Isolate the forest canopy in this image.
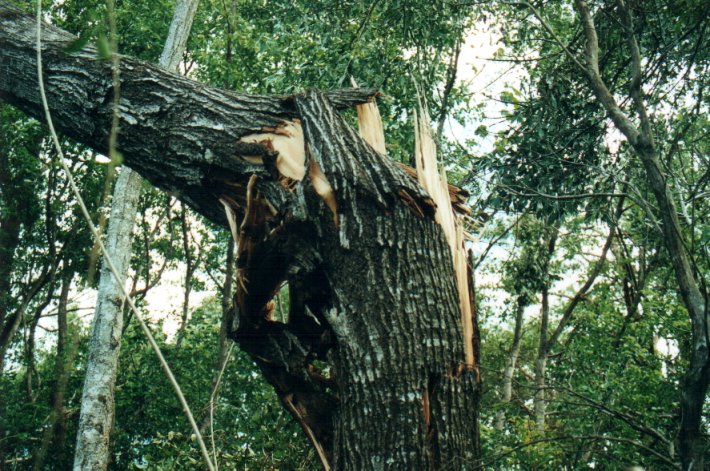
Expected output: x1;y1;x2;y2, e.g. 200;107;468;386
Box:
0;0;707;469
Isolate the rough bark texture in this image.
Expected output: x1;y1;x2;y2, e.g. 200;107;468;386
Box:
73;2;200;469
0;3;481;469
226;92;480;469
0;2;376;227
72;170;143;471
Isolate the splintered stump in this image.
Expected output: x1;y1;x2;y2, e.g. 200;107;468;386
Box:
222;92;479;469
0;3;480;468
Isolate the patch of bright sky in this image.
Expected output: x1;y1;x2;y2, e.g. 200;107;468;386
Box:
142;266;213;341
35;258;215;352
449;25;630;332
448;23;525;321
443;22;525;153
33;191;218;350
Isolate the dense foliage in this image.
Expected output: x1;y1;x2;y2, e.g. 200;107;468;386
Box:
0;0;707;468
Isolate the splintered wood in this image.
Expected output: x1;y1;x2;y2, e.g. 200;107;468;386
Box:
307;148;338;225
351;79;471;218
352;77;387;155
220;198;239;243
282;395;331;471
239;120;307;183
351;87;475;366
414;106;475;368
238;119;338;222
396;163;471;217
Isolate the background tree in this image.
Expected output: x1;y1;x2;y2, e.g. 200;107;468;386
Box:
477;0;708;467
73;1;200;468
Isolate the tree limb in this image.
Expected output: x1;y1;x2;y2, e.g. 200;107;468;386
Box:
0;0;377;226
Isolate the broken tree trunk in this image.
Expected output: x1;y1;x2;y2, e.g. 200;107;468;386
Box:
0;3;480;468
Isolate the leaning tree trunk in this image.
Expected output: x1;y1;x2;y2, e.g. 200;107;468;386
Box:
0;4;481;468
73;1;199;469
573;2;709;467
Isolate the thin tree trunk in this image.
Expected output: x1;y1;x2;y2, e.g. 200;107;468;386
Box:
72;170;142;470
638;146;708;470
72;2;200;469
0;214;21;342
24;281;57;403
199;239;234;434
533;285;550;431
33;275;79;470
436;37;462;143
0;103;44;371
533;213;617;433
176;205;195;348
0;266;54;376
495;297;525;430
573;2;709;466
533;231;557;431
218;241;234;369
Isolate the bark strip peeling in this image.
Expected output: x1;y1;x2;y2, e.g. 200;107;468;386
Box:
414;106;476;368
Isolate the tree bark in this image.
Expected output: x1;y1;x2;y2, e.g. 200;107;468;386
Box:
573;2;709;467
222;91;480;469
495;297;525;431
72;169;143;471
0;4;481;468
33;275;79;471
71;0;200;468
73;2;200;469
0;2;377;227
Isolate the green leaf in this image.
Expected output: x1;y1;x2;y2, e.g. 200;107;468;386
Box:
96;34;111;61
63;35;90;54
475;125;489;138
